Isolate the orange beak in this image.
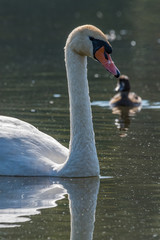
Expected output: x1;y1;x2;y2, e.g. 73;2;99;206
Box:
95;46;120;78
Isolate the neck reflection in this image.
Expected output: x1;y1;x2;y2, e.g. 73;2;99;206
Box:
0;177;99;240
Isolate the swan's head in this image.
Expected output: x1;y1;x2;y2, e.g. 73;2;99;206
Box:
65;25;120;78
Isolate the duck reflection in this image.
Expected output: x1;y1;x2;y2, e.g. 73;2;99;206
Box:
0;177;99;240
112;106;141;137
110;75;142;137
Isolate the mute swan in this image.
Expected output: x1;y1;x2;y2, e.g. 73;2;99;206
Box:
0;25;120;177
110;75;142;107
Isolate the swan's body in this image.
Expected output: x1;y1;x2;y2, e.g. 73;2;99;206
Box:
0;25;120;177
0;116;69;175
110;75;142;107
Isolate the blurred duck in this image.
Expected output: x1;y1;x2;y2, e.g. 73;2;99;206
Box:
110;75;142;107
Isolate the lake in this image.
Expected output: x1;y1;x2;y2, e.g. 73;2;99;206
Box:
0;0;160;239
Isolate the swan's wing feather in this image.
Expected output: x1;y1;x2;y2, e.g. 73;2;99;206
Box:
0;116;69;176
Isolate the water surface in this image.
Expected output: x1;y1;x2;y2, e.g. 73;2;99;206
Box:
0;0;160;239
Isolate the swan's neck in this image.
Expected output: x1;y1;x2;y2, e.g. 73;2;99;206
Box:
66;51;94;151
63;47;99;177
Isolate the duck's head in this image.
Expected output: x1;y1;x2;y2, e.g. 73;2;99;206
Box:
65;25;120;78
115;75;131;92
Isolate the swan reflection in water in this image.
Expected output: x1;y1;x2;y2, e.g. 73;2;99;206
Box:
0;177;99;240
111;106;142;137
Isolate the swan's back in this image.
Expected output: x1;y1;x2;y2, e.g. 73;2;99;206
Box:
0;116;68;176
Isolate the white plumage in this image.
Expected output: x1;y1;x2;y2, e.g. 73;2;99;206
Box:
0;25;120;177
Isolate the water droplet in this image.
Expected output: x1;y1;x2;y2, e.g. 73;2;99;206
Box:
31;80;36;84
131;40;136;46
31;109;36;113
157;38;160;44
96;11;103;19
153;234;158;238
120;29;127;35
53;94;61;98
94;73;100;78
106;30;116;42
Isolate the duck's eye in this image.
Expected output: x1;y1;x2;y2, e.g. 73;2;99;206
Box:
89;36;94;41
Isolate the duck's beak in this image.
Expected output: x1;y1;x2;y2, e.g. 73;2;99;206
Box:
95;46;120;78
114;84;120;92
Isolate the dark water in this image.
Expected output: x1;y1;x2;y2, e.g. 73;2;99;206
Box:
0;0;160;239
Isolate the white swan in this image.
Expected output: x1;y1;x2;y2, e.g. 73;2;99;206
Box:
0;25;120;177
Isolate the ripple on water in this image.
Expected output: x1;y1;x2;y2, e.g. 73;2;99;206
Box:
91;100;160;109
100;175;113;179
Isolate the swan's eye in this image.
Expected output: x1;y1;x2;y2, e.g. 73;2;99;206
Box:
104;51;108;60
90;37;112;57
89;36;94;41
104;42;112;54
